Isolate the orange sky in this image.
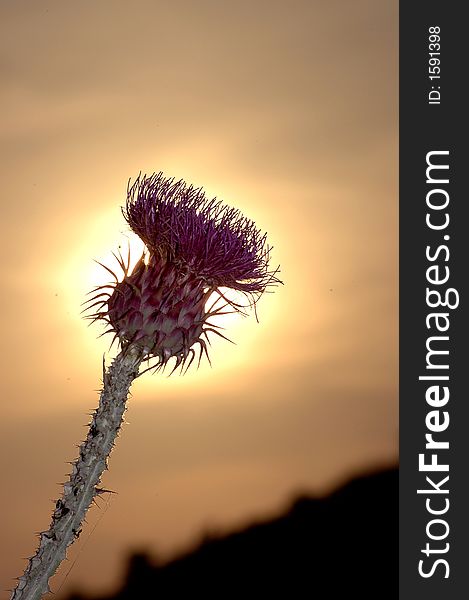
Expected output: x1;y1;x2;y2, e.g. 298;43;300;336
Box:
0;1;397;597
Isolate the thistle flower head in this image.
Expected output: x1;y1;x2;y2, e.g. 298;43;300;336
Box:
85;172;281;373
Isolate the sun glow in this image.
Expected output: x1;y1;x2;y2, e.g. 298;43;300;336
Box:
57;207;145;339
54;204;278;393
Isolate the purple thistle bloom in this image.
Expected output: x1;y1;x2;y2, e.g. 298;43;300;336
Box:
86;172;281;373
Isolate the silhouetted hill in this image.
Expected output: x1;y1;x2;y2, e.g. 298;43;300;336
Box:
65;466;398;599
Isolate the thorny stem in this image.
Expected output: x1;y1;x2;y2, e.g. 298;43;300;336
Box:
11;347;144;600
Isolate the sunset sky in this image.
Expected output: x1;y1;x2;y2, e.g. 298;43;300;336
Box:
0;1;397;597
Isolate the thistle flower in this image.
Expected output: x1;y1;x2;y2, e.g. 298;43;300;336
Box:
11;173;280;600
86;172;280;372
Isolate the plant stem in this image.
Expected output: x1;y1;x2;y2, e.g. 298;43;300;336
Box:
11;346;144;600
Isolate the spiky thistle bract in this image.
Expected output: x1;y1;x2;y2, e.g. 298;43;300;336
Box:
84;172;281;373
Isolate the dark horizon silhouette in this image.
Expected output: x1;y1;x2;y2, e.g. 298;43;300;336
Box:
63;465;398;599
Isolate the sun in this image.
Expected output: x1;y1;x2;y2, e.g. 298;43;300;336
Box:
57;205;271;388
58;206;145;334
